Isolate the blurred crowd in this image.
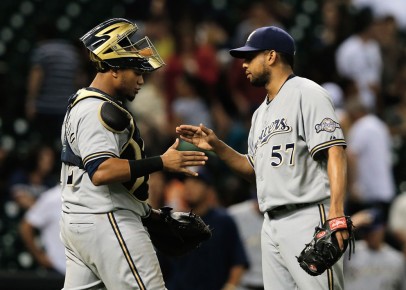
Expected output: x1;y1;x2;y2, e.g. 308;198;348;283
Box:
1;0;406;289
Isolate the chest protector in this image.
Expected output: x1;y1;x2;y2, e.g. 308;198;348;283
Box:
61;88;149;201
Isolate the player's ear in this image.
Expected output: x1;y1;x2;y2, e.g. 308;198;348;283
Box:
266;50;277;64
110;68;119;78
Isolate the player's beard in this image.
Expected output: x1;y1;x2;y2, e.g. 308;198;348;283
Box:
118;75;137;102
116;88;135;102
122;86;136;102
250;69;270;87
126;94;135;102
115;93;133;103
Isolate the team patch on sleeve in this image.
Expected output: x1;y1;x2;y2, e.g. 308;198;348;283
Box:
315;118;341;133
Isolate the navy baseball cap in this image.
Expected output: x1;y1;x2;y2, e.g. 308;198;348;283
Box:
230;26;295;58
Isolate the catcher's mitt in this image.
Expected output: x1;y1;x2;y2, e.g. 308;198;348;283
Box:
297;216;355;276
142;206;212;256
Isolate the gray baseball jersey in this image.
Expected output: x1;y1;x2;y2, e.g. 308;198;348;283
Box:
59;88;166;289
246;76;346;213
60;87;150;216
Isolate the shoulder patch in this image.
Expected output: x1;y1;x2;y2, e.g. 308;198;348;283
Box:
99;102;132;133
315;118;340;133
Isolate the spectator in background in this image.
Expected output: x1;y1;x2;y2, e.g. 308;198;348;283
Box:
19;184;65;275
384;63;406;187
309;0;352;84
321;82;351;135
344;208;406;290
228;191;264;290
164;167;249;290
319;0;352;50
210;101;250;168
335;7;382;112
228;1;279;119
163;20;220;119
373;15;406;107
345;98;396;222
351;0;406;31
143;16;175;63
25;20;85;148
232;1;283;48
171;72;213;128
127;69;170;156
8;144;57;211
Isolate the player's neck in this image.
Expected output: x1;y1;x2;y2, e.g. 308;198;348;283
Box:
266;70;294;102
89;73;115;97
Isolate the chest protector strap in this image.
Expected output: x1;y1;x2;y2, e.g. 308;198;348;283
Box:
61;88;132;168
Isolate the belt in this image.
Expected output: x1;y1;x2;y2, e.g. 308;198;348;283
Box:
267;201;322;219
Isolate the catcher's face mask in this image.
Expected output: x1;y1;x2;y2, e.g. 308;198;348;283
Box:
81;18;165;73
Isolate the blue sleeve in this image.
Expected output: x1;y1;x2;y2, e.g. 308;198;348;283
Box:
85;157;109;180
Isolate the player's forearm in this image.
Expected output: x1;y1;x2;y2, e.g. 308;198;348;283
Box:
92;158;131;185
327;146;347;218
92;157;163;185
213;140;255;182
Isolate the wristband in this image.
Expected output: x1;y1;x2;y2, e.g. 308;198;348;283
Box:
128;156;163;179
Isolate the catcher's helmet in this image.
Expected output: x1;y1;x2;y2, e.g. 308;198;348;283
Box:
80;18;164;73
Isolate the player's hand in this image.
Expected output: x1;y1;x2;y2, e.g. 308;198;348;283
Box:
334;230;349;251
176;123;219;151
328;211;350;251
161;138;208;176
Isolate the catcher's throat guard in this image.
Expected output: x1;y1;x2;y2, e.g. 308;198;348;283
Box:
297;216;355;276
142;206;212;256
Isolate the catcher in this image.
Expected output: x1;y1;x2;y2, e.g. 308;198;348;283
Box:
59;18;210;290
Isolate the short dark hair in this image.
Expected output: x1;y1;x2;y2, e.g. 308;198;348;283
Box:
278;52;294;69
353;7;373;34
